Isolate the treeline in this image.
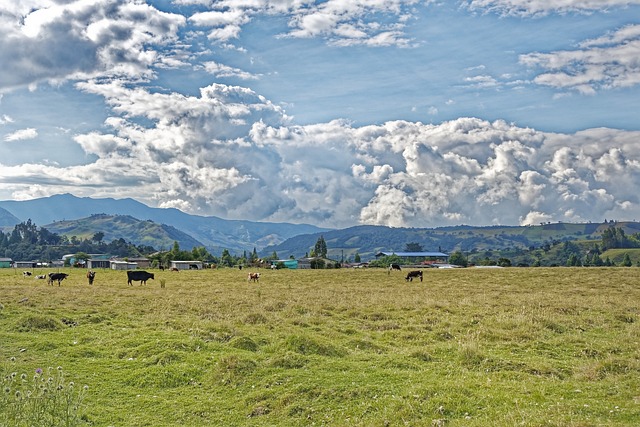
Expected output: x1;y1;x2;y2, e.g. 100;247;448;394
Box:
601;227;640;249
0;220;262;267
0;219;157;261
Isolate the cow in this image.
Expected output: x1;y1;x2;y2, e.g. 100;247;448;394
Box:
23;271;32;277
48;272;68;286
405;270;423;282
247;272;260;282
388;263;402;274
35;275;46;280
126;270;154;286
87;270;96;285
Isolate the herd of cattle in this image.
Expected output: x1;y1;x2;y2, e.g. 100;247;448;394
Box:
19;264;425;286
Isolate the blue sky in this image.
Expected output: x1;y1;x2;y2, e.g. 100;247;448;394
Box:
1;0;640;228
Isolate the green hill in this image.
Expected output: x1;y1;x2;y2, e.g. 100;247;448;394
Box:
263;221;640;263
44;214;204;251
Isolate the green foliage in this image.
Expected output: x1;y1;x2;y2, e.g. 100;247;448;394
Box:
313;236;327;258
449;251;468;267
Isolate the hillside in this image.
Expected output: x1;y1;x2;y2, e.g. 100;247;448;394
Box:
44;214;204;251
0;206;20;227
0;194;328;254
263;221;640;261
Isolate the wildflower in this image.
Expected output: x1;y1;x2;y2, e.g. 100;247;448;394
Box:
35;368;43;375
21;373;27;380
3;386;10;393
10;357;16;362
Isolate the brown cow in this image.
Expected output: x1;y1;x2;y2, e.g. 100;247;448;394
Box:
247;272;260;282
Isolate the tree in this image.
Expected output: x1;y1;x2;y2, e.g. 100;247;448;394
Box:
449;251;468;267
622;253;632;267
92;232;105;243
74;252;90;267
314;235;327;258
404;242;423;252
354;252;361;263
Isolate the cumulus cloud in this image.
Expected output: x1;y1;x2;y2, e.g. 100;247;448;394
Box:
520;24;640;93
464;0;640;16
0;0;185;91
4;128;38;141
186;0;423;47
4;102;640;228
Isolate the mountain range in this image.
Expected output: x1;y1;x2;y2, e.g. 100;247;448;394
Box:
1;194;637;260
0;194;327;255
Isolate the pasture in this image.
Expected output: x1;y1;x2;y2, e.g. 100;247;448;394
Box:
1;267;638;426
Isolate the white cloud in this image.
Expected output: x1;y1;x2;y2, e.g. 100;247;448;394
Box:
0;0;185;92
200;61;260;80
2;112;640;228
464;0;640;16
520;24;640;92
4;128;38;141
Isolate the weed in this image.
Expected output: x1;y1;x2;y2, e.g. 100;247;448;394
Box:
0;361;88;427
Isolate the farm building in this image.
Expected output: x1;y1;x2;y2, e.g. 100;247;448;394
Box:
0;258;12;268
170;260;203;270
87;254;112;269
271;259;299;269
375;251;449;264
87;259;111;269
111;261;138;270
129;257;151;268
13;261;37;269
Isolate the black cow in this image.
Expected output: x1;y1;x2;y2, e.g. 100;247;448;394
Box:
48;272;68;286
87;270;96;285
405;270;423;282
388;263;402;273
127;270;154;286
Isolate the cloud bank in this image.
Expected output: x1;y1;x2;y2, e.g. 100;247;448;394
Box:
2;80;639;228
1;1;640;229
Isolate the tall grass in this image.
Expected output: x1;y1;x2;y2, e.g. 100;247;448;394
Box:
0;267;638;426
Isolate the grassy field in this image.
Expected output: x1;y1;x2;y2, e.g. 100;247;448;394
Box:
1;267;638;426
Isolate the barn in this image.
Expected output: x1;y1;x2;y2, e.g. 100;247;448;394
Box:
0;258;12;268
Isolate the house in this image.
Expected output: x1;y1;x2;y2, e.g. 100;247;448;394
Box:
375;251;449;264
0;258;12;268
170;260;203;270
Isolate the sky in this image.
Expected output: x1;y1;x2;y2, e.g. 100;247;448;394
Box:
1;0;639;229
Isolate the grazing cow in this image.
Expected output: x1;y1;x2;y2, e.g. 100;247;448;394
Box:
23;271;32;277
35;275;46;280
388;263;402;274
170;267;179;272
126;270;154;286
247;272;260;282
87;270;96;285
405;270;423;282
48;272;68;286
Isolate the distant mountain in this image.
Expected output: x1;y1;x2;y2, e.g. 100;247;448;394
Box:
0;206;20;228
263;221;638;261
0;194;329;254
44;214;204;251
